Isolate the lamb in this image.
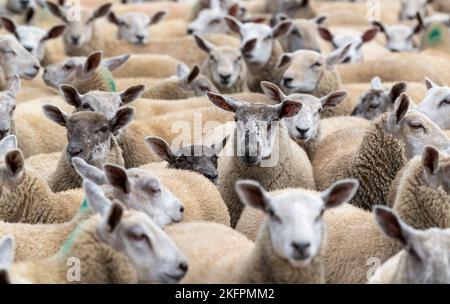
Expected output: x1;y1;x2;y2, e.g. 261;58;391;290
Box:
107;10;167;45
369;206;450;284
1;180;189;284
144;135;229;184
43;51;131;93
260;81;368;158
166;178;358;283
313;94;450;210
351;77;408;120
224;15;292;92
141;62;219;100
416;78;450;130
0;16;65;66
206;91;315;227
277;44;353;116
194;35;249;94
321;146;450;283
40;105;133;192
0;35;40;91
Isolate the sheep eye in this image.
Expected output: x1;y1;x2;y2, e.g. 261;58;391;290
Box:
408;122;425;130
82;103;91;110
267;208;281;222
312;61;322;68
1;49;15;56
63;64;74;70
292;29;301;37
10;105;16;113
263;35;272;41
129;232;152;249
210;55;217;62
356;42;363;49
440;99;450;106
209;18;221;25
99;126;108;133
148;186;161;195
234;116;238;121
369;103;379;109
316;209;325;222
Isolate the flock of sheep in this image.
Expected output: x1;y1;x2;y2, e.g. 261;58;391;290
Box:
0;0;448;284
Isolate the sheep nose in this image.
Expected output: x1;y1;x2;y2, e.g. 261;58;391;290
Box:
291;241;311;260
187;28;194;35
390;48;400;53
68;145;83;157
71;35;80;44
25;46;33;53
135;34;145;42
296;127;310;138
33;64;40;72
205;172;218;181
179;206;185;213
178;262;188;273
219;74;231;83
283;77;293;87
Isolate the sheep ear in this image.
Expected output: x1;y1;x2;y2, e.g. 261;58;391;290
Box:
90;3;112;22
42;104;69;127
84;51;103;74
149;10;167;25
326;43;352;66
83;179;112;215
104;54;130;71
144;136;175;163
372;21;386;34
6;75;20;98
391;93;410;125
110;107;135;132
422;146;440;176
24;7;35;24
301;0;309;7
59;84;82;108
413;12;424;35
104;164;130;194
119;85;145;105
0;136;17;159
46;1;67;22
241;38;257;55
389;82;407;103
235;180;270;211
4;150;24;178
72;157;106;185
321;91;348;109
44;24;66;41
176;62;190;79
0;236;15;276
224;15;242;35
106;203;123;232
321;178;359;209
206;92;243;113
107;11;122;26
318;26;333;42
194;35;214;53
272;20;293;39
424;77;439;90
186;65;200;84
261;81;286;103
276;53;293;69
361;28;378;43
211;135;230;155
374;206;414;246
0;17;17;35
370;76;383;90
275;100;302;119
227;3;240;17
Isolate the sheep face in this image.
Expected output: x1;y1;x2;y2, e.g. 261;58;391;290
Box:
176;63;220;96
374;206;450;283
84;180;188;284
236;179;358;266
42;106;134;166
145;136;229;184
0;17;65;62
108;11;167;45
352;77;407;120
207;92;302;166
399;0;431;21
278;46;350;94
6;0;37;14
318;27;378;63
225;16;292;65
416;80;450;130
280;15;326;53
261;81;347;143
0;36;40;80
188;8;228;35
373;22;421;52
0;77;19;140
73;158;184;227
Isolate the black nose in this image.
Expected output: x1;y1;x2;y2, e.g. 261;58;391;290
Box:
351;107;359;116
135;34;145;41
283;77;293;87
187;28;194;35
179;206;185;213
291;241;311;259
178;262;188;273
68;146;82;157
296;127;309;138
71;35;80;44
25;46;33;53
390;48;400;53
32;64;40;72
220;74;231;83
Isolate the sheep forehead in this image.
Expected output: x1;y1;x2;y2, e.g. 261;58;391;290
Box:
426;86;450;102
241;23;272;38
235;104;277;121
122;12;149;22
195;8;222;23
387;25;414;38
68;111;108;128
333;33;362;46
291;50;321;66
175;144;215;156
270;191;323;218
403;110;435;126
289;94;321;110
83;92;122;117
16;26;47;40
210;46;241;60
126;168;160;184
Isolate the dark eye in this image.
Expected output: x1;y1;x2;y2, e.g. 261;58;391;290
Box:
408;122;425;131
312;61;322;68
99;126;108;133
148;186;161;195
129;232;153;249
440;98;450;106
316;209;325;222
210;55;217;62
267;208;281;222
369;103;379;109
82;103;92;110
264;35;272;41
234;116;238;121
10;105;16;113
356;42;363;49
209;18;221;25
63;63;73;70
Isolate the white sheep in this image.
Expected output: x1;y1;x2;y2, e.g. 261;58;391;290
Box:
372;16;423;52
416;77;450;130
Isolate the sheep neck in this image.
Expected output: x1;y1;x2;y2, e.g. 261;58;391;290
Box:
241;220;324;283
394;157;450;230
342;115;406;210
74;65;117;94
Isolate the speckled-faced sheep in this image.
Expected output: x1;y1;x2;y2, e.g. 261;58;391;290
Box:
323;146;450;283
194;35;248;94
1;180;189;284
369;206;450;284
206;91;315;227
0;16;65;65
351;77;407;120
277;45;352;116
224;15;292;92
167;178;357;283
313;94;450;210
41;105;134;192
416;78;450;130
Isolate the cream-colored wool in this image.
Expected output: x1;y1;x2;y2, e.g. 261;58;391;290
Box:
313;114;406;210
66;33;239;67
115;77;160;93
67;65;117;94
218;124;315;227
141;78;197;100
111;54;178;79
8;216;139;284
246;41;284;93
323;154;450;284
49;138;124;193
167;221;324;283
140;163;230;226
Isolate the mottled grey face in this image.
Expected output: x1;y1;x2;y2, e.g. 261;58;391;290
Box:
352;77;407;120
0;77;19;140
